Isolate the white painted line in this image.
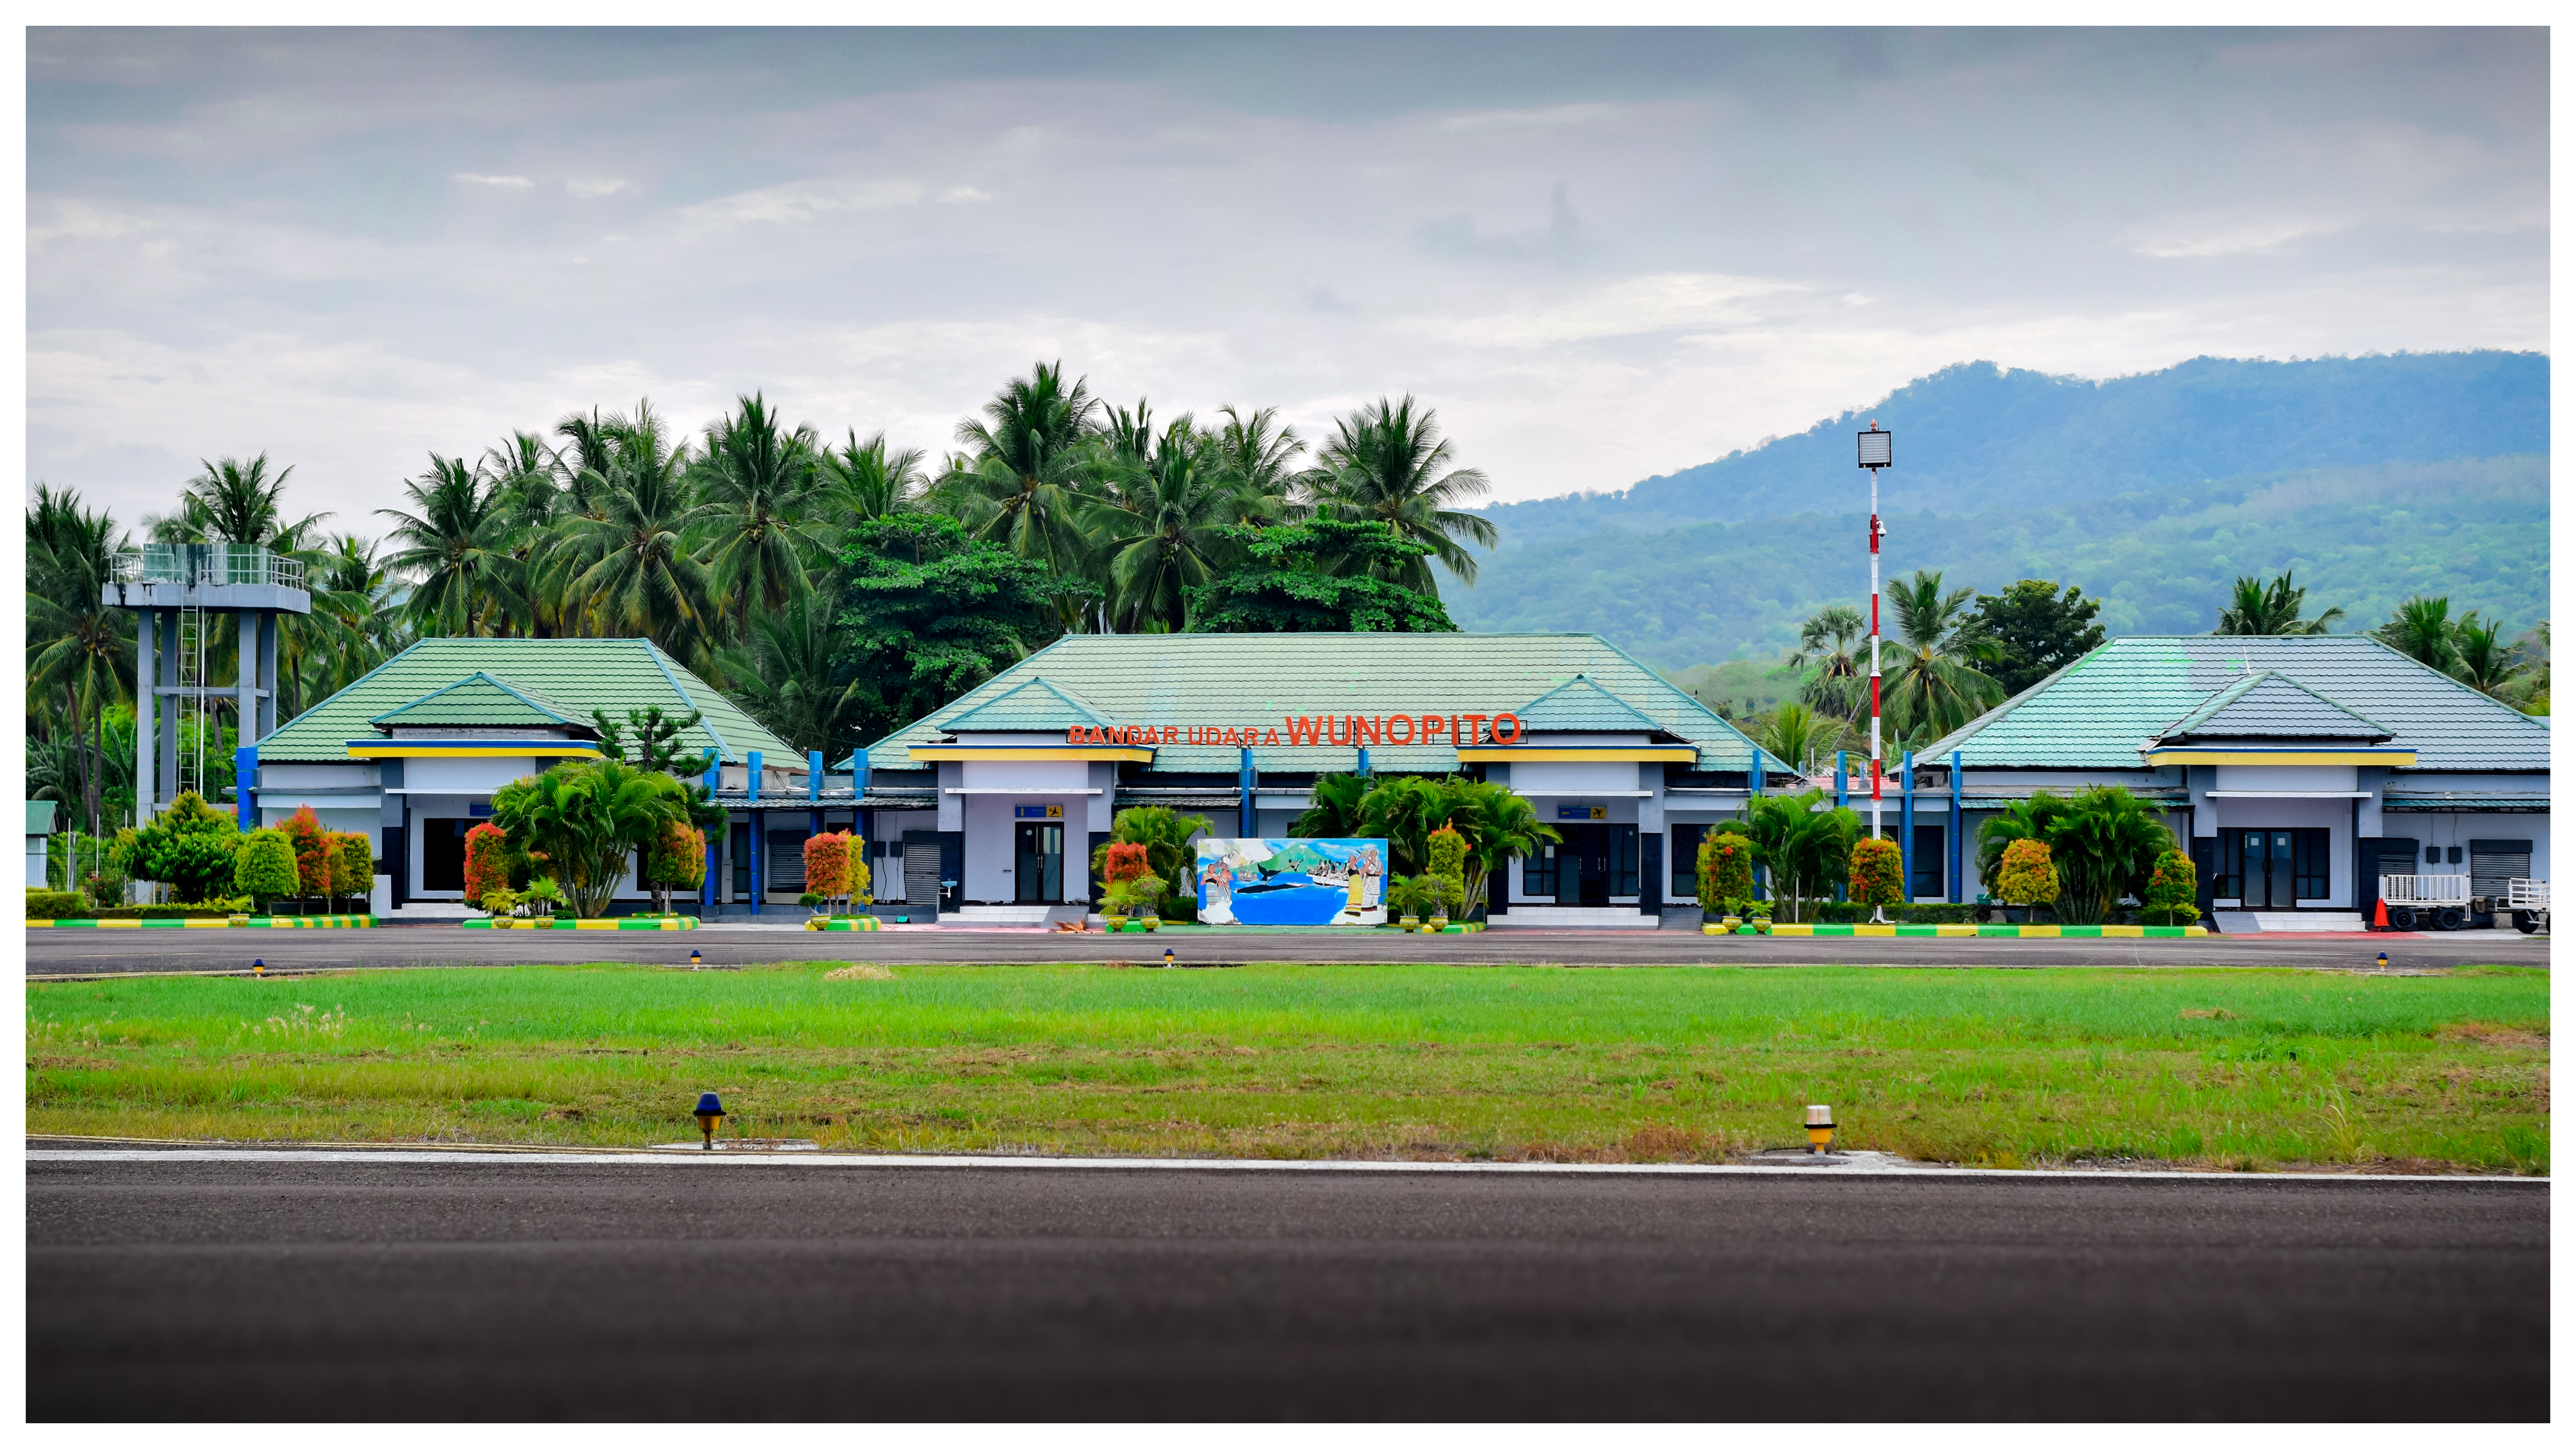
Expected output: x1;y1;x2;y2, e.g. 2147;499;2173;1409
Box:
24;1148;2546;1183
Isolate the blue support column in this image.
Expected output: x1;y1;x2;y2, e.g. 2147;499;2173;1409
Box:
1239;747;1256;837
1899;750;1916;903
234;744;257;830
1750;753;1767;900
1833;751;1848;901
701;762;720;916
808;750;823;838
747;750;762;915
1356;747;1371;778
1949;749;1964;904
854;748;872;878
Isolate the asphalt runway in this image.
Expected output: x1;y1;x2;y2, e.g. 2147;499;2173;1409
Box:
23;925;2548;975
27;1152;2546;1420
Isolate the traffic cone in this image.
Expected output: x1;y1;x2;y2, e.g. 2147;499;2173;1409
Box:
2372;899;2389;931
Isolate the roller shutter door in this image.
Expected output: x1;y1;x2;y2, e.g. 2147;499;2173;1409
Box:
2469;839;2532;898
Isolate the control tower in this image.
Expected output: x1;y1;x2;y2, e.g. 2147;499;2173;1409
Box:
103;544;311;826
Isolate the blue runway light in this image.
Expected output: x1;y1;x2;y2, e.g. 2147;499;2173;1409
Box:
694;1091;725;1149
252;958;265;977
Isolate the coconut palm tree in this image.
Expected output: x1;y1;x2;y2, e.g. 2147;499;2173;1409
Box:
377;454;529;637
938;361;1103;587
817;430;927;526
693;393;824;644
1305;395;1497;591
1881;569;2003;742
717;594;864;760
1082;420;1255;633
2043;787;2173;925
1290;773;1371;839
2216;571;2345;636
1759;701;1841;776
1210;405;1306;525
175;454;326;547
26;486;134;838
1789;604;1868;718
2373;595;2460;672
559;437;720;667
2448;613;2531;700
1734;790;1859;922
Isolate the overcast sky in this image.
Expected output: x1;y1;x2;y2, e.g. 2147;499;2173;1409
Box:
26;26;2548;532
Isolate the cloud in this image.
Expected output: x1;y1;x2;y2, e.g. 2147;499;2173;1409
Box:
675;176;923;230
450;172;534;189
566;177;628;199
1421;273;1807;349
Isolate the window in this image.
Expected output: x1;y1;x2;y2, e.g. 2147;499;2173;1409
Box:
2209;831;2244;901
1669;824;1705;899
730;824;752;896
1612;826;1640;897
1911;824;1945;900
2292;828;2331;900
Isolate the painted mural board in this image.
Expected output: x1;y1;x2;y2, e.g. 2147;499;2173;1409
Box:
1195;838;1387;926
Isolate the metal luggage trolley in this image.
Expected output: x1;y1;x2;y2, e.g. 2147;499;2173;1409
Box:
2377;874;2472;932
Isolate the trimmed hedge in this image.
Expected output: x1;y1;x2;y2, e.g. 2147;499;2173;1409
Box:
27;889;89;919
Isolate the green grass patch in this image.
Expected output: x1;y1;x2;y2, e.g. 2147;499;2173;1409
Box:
26;962;2549;1173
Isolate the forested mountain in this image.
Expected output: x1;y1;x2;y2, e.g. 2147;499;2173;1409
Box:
1481;352;2549;549
1449;454;2548;669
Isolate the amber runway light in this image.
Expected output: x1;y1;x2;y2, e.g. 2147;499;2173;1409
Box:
1805;1104;1835;1154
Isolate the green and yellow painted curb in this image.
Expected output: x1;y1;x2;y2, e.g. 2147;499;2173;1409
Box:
1750;923;2208;938
462;916;699;930
28;914;375;929
805;915;884;931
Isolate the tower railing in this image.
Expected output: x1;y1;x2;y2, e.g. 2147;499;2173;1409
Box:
112;544;307;592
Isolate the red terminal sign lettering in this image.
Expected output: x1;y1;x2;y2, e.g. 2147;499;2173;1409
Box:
1068;713;1525;748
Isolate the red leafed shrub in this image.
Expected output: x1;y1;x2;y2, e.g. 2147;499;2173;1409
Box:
1103;841;1152;884
803;832;851;900
282;805;333;899
1847;835;1904;907
462;822;512;909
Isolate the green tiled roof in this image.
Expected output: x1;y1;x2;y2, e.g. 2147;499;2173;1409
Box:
2156;670;2389;742
854;633;1788;775
938;677;1112;733
368;671;583;730
1514;674;1667;734
1925;636;2549;771
257;638;792;765
27;801;58;835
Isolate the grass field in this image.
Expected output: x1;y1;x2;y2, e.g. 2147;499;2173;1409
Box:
25;962;2550;1173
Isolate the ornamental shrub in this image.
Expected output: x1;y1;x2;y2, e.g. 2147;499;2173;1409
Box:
803;832;852;902
1103;841;1152;885
644;822;706;914
330;831;376;909
523;876;567;916
2142;848;2200;926
1847;836;1905;908
27;889;89;920
1424;826;1469;918
1698;831;1755;913
127;792;243;903
281;806;334;900
461;822;512;909
233;827;300;905
847;841;872;906
1994;838;2060;908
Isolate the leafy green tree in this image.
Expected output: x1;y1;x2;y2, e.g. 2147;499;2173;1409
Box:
130;793;244;903
718;595;865;761
1422;778;1555;914
1975;791;2074;884
1354;775;1448;878
1882;568;2003;742
1965;579;2106;697
1187;519;1456;634
2216;570;2345;635
834;513;1065;741
232;827;298;906
490;759;689;918
1306;395;1498;590
1086;806;1213;914
589;705;717;778
2044;787;2172;925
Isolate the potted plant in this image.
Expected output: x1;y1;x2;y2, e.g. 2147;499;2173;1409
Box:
524;876;564;919
1748;898;1774;935
1101;878;1151;931
1386;874;1427;931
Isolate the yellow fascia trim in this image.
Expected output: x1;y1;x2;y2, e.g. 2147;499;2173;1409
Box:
2141;749;2415;766
1455;747;1700;762
907;746;1154;762
346;744;605;759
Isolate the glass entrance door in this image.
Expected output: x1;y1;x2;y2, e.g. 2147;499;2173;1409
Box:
1014;823;1063;904
2235;829;2329;908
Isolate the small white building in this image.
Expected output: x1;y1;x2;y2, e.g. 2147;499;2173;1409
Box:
28;801;57;887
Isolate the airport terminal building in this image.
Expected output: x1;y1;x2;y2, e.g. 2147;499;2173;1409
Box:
240;629;2546;928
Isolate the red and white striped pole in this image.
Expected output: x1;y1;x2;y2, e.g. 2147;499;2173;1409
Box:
1858;423;1893;846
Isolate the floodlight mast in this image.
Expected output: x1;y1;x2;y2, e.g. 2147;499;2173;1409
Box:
1857;424;1893;850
